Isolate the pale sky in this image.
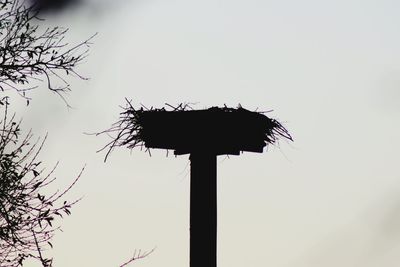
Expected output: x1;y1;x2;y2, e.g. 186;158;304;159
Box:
10;0;400;266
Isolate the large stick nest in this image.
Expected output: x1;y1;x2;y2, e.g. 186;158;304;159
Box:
99;100;292;160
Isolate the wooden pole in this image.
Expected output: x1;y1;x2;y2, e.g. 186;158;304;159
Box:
190;152;217;267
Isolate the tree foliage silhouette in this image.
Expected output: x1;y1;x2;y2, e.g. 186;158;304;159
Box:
0;102;83;266
1;1;151;266
0;0;92;266
0;0;95;103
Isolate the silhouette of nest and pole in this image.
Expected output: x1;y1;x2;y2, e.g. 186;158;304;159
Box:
99;99;293;267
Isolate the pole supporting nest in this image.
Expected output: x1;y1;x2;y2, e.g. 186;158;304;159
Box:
190;152;217;267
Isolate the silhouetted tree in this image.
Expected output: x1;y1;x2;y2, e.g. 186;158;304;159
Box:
0;0;95;103
0;101;83;267
1;2;150;266
0;0;92;266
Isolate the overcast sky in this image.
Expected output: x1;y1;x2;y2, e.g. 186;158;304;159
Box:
11;0;400;266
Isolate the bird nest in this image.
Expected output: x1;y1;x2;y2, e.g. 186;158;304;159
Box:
99;100;292;160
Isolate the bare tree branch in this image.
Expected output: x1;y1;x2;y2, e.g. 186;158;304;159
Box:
0;103;84;267
120;248;155;267
0;0;96;102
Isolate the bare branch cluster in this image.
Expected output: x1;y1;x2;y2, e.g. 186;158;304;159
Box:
0;102;83;267
0;0;95;102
